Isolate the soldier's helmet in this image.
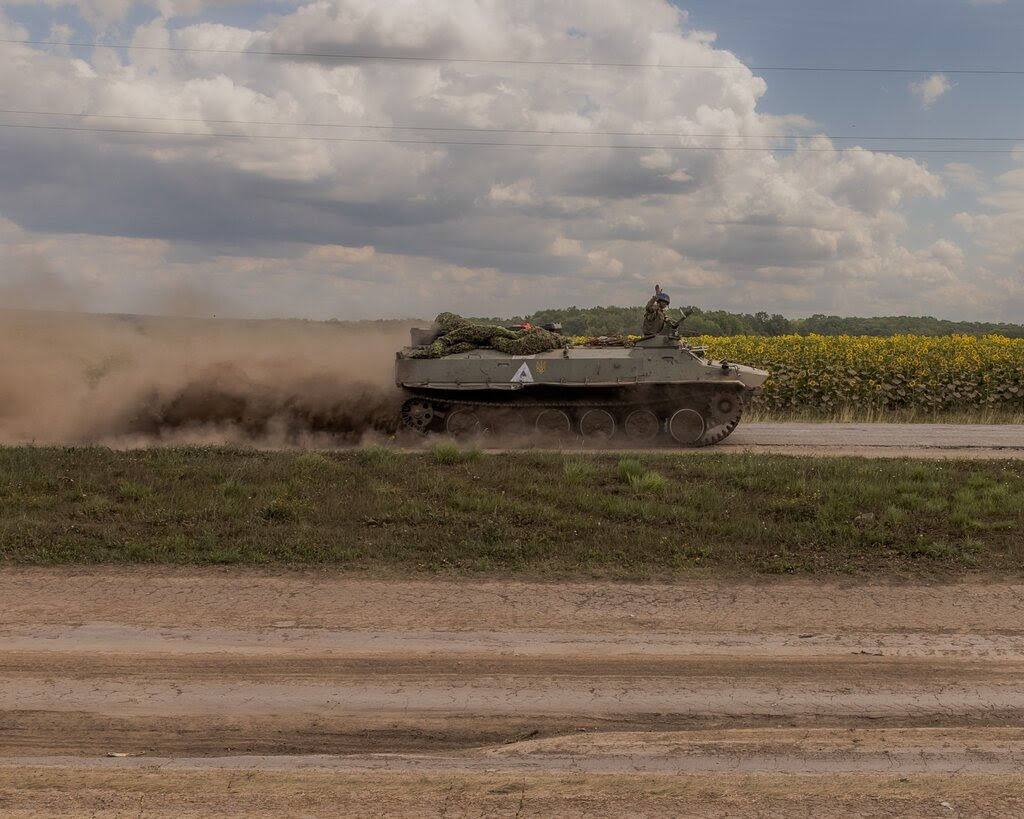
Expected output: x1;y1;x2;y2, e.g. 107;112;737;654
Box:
656;293;670;304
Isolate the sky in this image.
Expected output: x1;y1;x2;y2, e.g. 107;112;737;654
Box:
0;0;1023;321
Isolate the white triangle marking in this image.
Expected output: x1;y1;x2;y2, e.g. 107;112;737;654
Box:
510;362;535;383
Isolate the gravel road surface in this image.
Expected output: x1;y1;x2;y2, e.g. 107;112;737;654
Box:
720;422;1024;457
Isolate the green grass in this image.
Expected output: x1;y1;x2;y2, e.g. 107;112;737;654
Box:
1;446;1022;577
429;442;482;465
617;458;644;484
562;459;596;485
627;471;668;494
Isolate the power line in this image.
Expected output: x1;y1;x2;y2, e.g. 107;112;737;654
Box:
2;109;1023;142
0;121;1021;153
3;38;1024;75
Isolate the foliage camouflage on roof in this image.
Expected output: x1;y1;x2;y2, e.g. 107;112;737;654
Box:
405;312;566;358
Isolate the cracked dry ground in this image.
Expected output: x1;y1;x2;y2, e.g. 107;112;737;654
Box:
1;570;1023;817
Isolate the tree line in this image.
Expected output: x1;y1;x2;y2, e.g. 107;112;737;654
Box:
477;306;1024;339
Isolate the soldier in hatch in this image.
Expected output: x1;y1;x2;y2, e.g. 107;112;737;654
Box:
643;284;672;335
643;285;695;336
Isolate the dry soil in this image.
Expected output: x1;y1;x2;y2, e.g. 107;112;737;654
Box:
1;569;1022;816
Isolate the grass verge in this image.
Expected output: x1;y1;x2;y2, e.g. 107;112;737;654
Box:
1;446;1022;577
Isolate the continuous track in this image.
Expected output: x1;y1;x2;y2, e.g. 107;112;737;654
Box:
399;384;748;447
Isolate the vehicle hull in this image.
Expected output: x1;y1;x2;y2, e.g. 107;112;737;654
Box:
395;335;769;447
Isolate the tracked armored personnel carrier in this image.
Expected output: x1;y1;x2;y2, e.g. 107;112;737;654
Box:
395;324;768;446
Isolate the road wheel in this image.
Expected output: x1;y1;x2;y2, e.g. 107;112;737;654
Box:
623;409;660;442
579;409;616;441
535;409;572;440
668;408;705;445
445;408;481;438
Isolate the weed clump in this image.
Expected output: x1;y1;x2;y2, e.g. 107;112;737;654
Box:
262;498;301;522
522;452;559;469
220;477;247;498
616;457;666;493
563;459;596;485
627;471;668;493
116;480;150;502
430;442;483;465
357;445;397;467
294;451;331;471
617;458;644;484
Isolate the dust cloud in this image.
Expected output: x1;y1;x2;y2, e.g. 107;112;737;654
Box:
0;309;414;446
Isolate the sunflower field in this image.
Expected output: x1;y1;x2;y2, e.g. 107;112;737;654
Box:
694;334;1024;413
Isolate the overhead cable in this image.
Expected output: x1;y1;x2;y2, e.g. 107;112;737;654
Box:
3;38;1024;75
2;109;1023;142
0;121;1021;153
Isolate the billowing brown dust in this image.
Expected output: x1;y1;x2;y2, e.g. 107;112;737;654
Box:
0;309;413;446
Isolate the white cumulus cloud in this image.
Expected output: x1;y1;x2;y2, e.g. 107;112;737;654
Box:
909;73;952;110
2;0;251;26
1;0;1000;320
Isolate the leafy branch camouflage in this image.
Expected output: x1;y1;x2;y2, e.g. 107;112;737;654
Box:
407;313;566;358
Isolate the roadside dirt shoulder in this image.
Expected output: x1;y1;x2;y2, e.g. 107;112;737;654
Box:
2;569;1022;816
4;566;1024;632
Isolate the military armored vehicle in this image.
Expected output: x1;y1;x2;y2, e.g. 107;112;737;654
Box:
395;318;769;446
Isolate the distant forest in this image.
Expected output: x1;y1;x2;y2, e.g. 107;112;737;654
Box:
463;306;1024;339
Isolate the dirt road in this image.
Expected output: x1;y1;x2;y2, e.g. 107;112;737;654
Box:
721;422;1024;458
1;569;1023;816
480;422;1024;458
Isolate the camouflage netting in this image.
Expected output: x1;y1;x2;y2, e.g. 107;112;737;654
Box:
406;312;566;358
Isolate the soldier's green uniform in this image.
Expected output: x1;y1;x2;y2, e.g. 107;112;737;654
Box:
642;295;669;336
